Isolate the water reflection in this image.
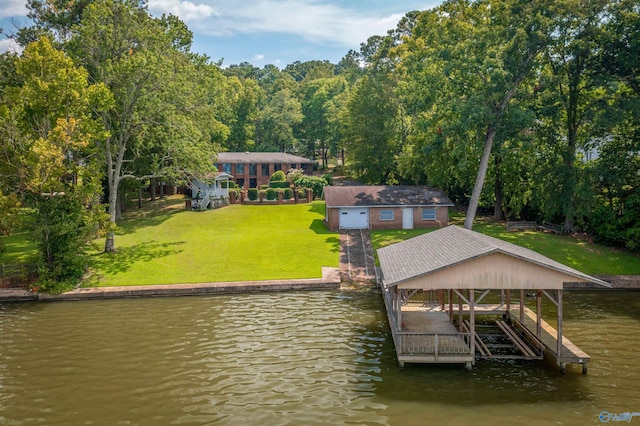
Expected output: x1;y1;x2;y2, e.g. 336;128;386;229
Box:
0;290;639;425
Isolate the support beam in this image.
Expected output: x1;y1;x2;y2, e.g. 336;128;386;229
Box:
449;289;453;323
506;289;511;314
557;289;563;368
470;288;476;365
520;289;524;323
536;290;542;339
458;293;463;332
396;288;402;332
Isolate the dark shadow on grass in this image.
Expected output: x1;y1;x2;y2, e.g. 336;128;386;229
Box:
309;219;332;234
307;202;326;215
115;208;185;237
308;219;340;253
89;240;185;276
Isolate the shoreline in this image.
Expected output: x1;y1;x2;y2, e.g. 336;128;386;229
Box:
2;273;640;303
0;267;343;302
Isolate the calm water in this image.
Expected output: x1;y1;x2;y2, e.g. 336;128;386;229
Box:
0;290;639;425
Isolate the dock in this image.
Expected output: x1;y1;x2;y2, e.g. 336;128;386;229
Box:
510;306;590;373
382;291;475;369
381;288;590;372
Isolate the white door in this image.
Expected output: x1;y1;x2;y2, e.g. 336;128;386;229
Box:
339;208;369;229
402;208;414;230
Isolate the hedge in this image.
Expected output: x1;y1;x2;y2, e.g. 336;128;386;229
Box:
265;188;277;201
247;188;259;201
283;188;293;200
269;170;286;182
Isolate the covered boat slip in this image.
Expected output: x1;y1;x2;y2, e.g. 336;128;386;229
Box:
376;226;610;372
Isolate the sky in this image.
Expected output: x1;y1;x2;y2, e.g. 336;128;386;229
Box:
0;0;442;68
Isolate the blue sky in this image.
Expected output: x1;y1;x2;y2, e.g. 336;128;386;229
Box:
0;0;442;67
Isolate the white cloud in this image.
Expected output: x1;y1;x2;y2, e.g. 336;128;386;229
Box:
189;0;417;47
148;0;218;21
0;37;22;54
0;0;27;19
253;54;265;61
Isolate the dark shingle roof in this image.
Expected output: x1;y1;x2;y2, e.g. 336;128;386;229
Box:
377;225;610;288
216;152;313;164
324;185;453;208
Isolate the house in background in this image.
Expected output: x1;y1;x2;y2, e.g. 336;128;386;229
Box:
324;185;454;231
214;152;314;189
190;172;233;210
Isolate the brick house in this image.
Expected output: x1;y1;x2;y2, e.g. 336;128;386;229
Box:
324;185;454;231
214;152;314;189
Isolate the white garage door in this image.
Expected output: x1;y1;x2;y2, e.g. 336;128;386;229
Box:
339;208;369;229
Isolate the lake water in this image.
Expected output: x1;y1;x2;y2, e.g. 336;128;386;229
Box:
1;290;639;425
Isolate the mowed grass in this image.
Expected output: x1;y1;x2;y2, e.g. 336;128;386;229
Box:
85;197;339;286
371;215;640;276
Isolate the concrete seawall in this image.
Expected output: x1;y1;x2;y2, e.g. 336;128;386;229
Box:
0;268;341;302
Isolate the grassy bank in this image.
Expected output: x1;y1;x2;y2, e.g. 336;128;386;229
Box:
84;197;339;286
371;219;640;276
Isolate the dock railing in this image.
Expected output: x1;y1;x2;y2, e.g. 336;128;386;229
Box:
398;332;472;357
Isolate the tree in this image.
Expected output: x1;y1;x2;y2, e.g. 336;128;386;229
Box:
397;0;554;228
540;0;609;230
255;88;302;152
0;37;111;289
299;77;347;166
68;0;226;252
341;74;400;184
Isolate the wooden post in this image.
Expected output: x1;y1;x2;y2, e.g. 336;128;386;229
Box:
557;289;563;369
536;290;542;339
520;289;524;323
470;289;476;364
396;288;402;332
500;289;504;305
458;292;463;332
505;289;511;315
449;289;453;323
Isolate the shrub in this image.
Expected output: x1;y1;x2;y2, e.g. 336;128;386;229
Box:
295;176;328;199
270;170;286;182
260;184;269;190
266;188;277;201
297;188;307;200
221;181;235;189
269;181;290;189
322;173;333;186
247;188;259;201
287;168;305;184
283;188;293;200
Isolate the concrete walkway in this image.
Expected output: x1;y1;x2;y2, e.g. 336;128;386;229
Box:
339;230;376;283
0;267;341;302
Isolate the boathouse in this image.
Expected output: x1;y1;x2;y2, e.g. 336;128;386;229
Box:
376;225;610;372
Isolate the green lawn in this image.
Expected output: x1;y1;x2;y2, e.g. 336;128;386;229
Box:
371;217;640;276
84;198;339;286
4;199;640;287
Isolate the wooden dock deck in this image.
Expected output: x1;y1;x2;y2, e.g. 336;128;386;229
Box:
382;294;474;368
509;306;590;373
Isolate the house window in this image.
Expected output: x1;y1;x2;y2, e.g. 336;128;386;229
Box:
249;178;257;188
262;164;270;176
249;163;257;176
274;163;282;171
237;178;245;188
380;210;394;221
222;163;232;174
236;163;245;174
422;208;437;220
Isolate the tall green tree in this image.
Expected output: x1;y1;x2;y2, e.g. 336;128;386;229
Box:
0;37;111;289
68;0;226;252
398;0;554;228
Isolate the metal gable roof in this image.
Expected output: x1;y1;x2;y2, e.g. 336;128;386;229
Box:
377;225;610;288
